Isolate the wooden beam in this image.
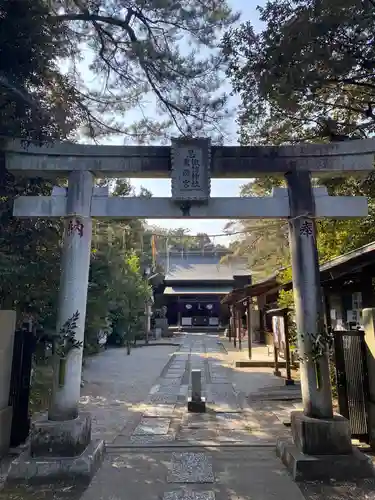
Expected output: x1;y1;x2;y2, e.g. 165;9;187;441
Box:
4;137;375;178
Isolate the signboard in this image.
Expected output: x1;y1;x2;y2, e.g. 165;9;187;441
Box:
171;138;211;202
352;292;362;310
272;315;286;357
347;309;362;325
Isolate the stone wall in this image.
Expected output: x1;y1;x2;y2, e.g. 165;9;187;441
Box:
0;311;16;456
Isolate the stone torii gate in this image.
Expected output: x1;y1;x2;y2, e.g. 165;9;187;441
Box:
4;137;375;482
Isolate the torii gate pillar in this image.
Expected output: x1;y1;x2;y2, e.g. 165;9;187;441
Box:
49;170;94;421
286;170;333;419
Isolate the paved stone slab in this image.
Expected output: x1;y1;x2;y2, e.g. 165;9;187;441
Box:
133;417;170;435
130;433;176;444
168;453;214;483
149;393;179;404
209;403;240;413
156;386;181;396
164;491;215;500
143;404;176;417
179;385;189;397
177;428;218;442
149;384;160;394
216;412;243;421
207;383;235;393
182;413;213;426
160;379;182;386
210;378;228;384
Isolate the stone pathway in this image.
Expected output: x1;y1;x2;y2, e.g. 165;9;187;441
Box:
79;333;304;500
2;333;374;500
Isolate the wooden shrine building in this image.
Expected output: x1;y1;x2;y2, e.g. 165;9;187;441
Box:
156;250;251;329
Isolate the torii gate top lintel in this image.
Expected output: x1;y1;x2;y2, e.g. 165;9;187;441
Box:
3;136;375;179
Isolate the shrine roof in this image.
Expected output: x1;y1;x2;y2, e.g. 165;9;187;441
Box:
165;263;236;282
221;273;281;305
164;285;233;295
222;240;375;306
162;252;250;283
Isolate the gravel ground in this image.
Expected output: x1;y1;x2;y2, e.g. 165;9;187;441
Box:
300;479;375;500
79;344;178;443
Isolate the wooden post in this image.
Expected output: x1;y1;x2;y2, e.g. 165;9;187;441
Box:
247;299;252;360
238;307;242;351
177;296;181;330
228;305;232;340
233;306;237;348
323;291;332;333
283;309;294;385
361;272;374;309
274;343;281;376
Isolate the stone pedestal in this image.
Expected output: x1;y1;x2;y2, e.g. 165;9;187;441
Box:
188;369;206;413
0;311;16;457
6;413;105;484
277;411;375;481
30;413;92;457
187;397;206;413
155;318;169;337
291;411;352;455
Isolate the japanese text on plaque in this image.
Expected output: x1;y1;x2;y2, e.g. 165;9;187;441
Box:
182;149;201;190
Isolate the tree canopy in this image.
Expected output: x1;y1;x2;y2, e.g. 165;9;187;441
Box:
49;0;239;142
0;3;152;346
0;0;81;327
223;0;375;279
223;0;375;145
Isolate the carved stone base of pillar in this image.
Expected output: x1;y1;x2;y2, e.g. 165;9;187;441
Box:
291;411;352;455
6;412;105;484
276;439;375;481
276;411;375;481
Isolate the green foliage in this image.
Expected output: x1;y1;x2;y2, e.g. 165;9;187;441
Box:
0;0;81;326
223;0;375;280
223;0;375;145
225;180;289;279
55;311;83;358
49;0;239;141
87;207;152;350
0;0;82;140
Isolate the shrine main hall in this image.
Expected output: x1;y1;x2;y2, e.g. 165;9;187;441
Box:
155;249;251;329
